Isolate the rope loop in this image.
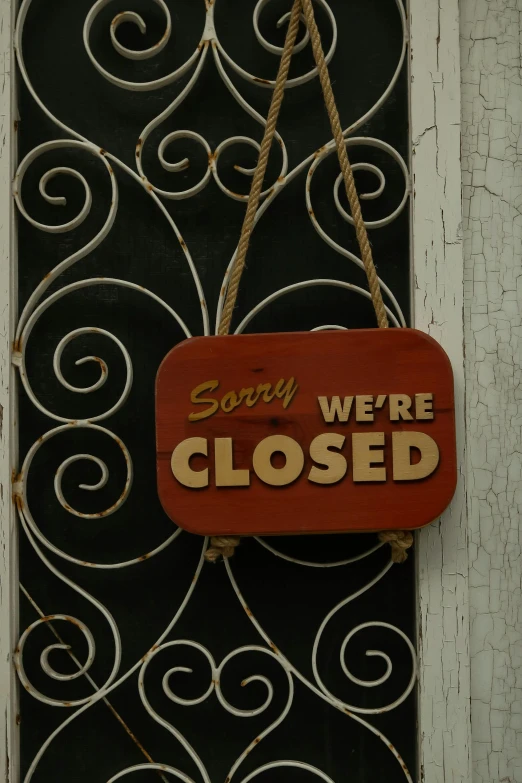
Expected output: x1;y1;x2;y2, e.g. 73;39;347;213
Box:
379;531;414;564
205;536;241;563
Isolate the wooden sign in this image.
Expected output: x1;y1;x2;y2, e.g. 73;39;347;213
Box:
156;329;457;536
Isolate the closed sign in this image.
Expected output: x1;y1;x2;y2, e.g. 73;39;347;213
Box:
156;329;457;536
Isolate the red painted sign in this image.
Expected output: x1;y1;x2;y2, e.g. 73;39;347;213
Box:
156;329;457;536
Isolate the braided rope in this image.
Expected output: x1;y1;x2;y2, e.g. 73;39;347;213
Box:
217;0;302;337
299;0;388;328
379;531;414;564
205;536;241;563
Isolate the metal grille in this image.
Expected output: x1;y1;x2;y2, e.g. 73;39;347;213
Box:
14;1;415;780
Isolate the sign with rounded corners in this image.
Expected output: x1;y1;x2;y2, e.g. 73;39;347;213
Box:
156;329;457;537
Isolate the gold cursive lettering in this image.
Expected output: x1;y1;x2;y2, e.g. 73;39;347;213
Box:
188;380;220;422
188;378;298;421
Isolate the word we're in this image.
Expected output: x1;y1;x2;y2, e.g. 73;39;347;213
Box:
318;393;434;423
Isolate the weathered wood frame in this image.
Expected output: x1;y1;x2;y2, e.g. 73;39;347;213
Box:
0;0;471;779
411;0;471;780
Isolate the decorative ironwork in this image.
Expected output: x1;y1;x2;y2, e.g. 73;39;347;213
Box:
13;0;414;780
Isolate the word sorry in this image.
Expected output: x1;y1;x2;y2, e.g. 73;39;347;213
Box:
171;431;439;489
188;378;298;421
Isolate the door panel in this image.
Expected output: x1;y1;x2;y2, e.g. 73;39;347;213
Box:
14;1;415;780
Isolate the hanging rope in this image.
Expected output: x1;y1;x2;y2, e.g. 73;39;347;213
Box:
217;0;302;338
299;0;388;329
207;0;411;564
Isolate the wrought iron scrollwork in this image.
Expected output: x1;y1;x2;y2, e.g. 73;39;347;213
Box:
13;1;414;780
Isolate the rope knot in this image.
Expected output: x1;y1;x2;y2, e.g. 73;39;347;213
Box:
378;530;414;564
205;536;241;563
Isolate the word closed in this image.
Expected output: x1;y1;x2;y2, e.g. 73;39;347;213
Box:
156;329;457;537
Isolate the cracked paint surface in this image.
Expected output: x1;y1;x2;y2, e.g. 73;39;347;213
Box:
461;1;522;781
412;0;471;781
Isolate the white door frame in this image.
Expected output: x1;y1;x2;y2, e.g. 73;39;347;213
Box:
411;0;472;780
0;0;470;780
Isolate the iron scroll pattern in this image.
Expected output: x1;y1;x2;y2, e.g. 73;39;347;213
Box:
13;1;415;781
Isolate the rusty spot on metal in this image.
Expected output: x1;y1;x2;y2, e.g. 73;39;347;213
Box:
179;238;187;249
147;183;153;192
308;208;314;218
253;77;271;85
12;337;21;353
314;145;326;157
43;271;51;281
14;495;23;511
14;646;20;656
63;701;72;708
277;175;284;183
14;120;19;132
245;606;253;617
15;713;21;726
99;148;106;156
269;641;279;654
108;165;113;175
139;553;149;561
12;471;22;485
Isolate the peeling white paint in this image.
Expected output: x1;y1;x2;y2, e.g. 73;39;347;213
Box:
411;0;472;781
461;2;522;782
